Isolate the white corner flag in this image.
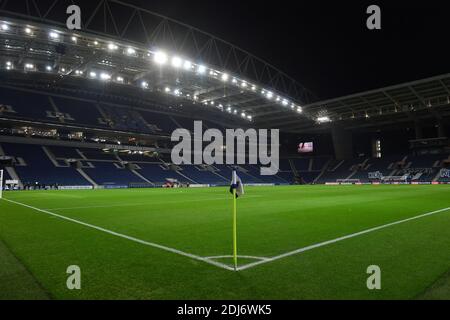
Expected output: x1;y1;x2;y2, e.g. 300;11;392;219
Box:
230;170;244;198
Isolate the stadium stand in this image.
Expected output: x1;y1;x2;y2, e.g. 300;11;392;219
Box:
0;87;52;122
140;111;178;135
1;141;448;188
137;163;183;185
0;168;11;180
82;162;144;186
316;158;365;183
52;97;106;128
0;143;90;186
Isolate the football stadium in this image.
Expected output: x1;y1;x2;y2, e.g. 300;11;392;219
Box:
0;1;449;302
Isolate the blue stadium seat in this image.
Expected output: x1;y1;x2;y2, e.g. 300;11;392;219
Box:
83;162;144;186
1;143;91;185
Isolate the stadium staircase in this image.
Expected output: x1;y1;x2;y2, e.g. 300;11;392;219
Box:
76;169;98;188
313;158;333;184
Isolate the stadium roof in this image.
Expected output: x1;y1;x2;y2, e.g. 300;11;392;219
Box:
0;0;318;128
264;73;450;133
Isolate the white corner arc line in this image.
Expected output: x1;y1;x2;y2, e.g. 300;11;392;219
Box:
2;198;235;272
205;255;270;261
237;206;450;271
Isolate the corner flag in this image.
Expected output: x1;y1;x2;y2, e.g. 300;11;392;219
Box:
230;170;244;271
230;170;244;198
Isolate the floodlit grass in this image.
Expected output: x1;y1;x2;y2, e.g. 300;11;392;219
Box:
0;185;449;300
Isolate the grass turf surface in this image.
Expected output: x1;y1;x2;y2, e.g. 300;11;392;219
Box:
0;185;449;300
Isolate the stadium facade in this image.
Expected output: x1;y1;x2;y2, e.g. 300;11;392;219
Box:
0;1;449;191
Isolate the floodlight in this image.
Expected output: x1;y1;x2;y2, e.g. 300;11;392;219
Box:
183;60;192;70
24;27;32;34
197;65;207;74
1;24;9;31
141;81;149;88
108;43;118;51
89;71;97;78
221;73;229;82
126;47;136;55
171;56;183;68
49;31;59;39
100;73;111;81
154;51;168;65
317;116;330;123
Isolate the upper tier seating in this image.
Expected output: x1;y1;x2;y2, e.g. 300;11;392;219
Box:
140;111;179;134
99;104;151;133
52;97;106;128
0;87;52;122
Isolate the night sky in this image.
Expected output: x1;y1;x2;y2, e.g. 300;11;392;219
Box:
124;0;450;100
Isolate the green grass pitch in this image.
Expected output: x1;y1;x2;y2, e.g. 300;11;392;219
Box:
0;185;449;300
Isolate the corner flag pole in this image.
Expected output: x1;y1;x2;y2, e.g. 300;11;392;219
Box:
233;187;238;271
231;170;238;271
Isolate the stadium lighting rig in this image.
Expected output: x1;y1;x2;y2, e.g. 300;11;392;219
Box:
0;19;308;123
317;116;331;123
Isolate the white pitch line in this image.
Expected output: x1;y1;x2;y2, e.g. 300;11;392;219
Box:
41;195;263;211
237;206;450;271
3;198;449;273
205;255;270;261
2;198;235;272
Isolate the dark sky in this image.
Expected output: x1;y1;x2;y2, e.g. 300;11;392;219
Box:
119;1;449;100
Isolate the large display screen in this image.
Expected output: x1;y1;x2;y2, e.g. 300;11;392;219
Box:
298;142;314;153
